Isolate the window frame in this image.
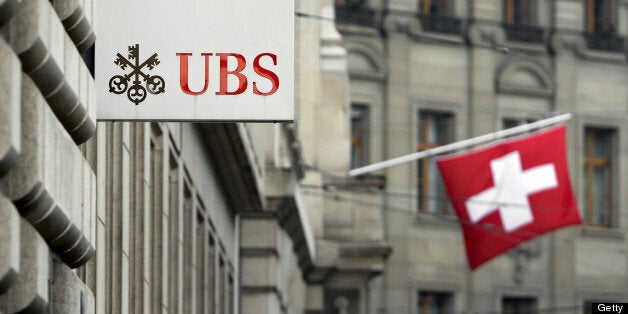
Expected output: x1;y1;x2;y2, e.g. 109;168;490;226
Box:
583;127;616;228
418;290;454;314
417;110;454;215
350;104;370;169
503;0;536;25
502;296;538;314
586;0;618;33
420;0;454;15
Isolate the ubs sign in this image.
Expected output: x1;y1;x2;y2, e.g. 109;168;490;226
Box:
96;0;294;121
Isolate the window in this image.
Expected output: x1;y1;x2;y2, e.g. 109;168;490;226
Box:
336;0;364;6
583;127;615;227
502;297;537;314
195;212;206;313
418;0;461;34
503;117;536;130
503;117;537;138
207;235;216;312
351;104;370;169
504;0;535;25
418;291;453;314
421;0;453;15
324;289;360;314
418;111;453;214
219;257;226;314
587;0;617;33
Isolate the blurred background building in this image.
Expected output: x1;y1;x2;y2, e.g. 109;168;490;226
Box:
0;0;627;313
331;0;628;312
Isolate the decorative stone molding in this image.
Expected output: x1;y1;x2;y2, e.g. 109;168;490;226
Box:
467;23;506;47
382;12;420;35
51;0;95;53
495;56;554;98
199;123;264;213
0;36;20;178
551;31;627;63
7;77;95;269
9;0;95;144
274;195;317;273
507;241;541;285
283;123;305;180
345;40;387;81
321;4;348;72
338;242;392;259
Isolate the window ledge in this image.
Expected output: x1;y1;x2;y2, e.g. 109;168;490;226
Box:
502;22;545;44
416;13;463;36
580;226;624;239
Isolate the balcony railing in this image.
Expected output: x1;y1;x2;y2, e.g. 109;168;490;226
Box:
583;31;625;53
417;13;462;35
335;5;376;27
502;23;545;44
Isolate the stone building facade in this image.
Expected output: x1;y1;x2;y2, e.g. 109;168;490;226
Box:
0;0;359;313
332;0;628;313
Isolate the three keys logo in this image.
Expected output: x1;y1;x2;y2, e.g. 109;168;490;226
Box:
109;44;165;105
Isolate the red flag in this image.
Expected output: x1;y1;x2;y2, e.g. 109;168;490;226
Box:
436;125;581;270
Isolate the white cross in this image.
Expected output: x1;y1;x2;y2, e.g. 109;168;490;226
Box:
465;151;558;233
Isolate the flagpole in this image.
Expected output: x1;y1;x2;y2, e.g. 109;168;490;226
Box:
348;113;572;177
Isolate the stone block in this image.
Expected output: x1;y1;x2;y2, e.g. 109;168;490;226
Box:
7;76;94;268
306;285;324;313
241;218;278;249
51;0;95;52
3;218;49;312
0;36;20;178
51;258;94;313
0;0;20;27
241;291;281;314
9;0;95;144
241;255;278;288
0;193;19;295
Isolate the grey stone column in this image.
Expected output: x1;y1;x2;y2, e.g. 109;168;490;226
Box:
549;20;580;310
240;214;283;314
305;284;324;314
382;15;413;312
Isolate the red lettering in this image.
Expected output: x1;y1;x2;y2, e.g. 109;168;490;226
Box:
253;53;279;96
216;53;247;95
177;52;212;95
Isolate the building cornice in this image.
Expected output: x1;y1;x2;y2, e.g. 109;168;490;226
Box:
198;123;265;213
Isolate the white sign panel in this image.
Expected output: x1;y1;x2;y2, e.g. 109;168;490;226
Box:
96;0;294;121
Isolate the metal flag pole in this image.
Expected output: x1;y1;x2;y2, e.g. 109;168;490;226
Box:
348;113;572;177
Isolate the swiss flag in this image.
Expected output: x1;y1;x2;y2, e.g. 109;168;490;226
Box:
436;125;581;270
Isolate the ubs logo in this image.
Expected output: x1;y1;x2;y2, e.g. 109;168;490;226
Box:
109;44;165;105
